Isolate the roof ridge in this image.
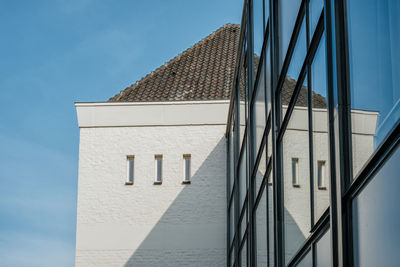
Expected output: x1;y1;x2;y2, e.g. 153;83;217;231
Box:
110;23;239;101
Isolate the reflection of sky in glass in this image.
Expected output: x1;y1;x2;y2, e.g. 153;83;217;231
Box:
311;34;327;98
279;0;302;70
353;146;400;267
309;0;324;38
286;18;307;82
348;0;400;144
253;0;265;57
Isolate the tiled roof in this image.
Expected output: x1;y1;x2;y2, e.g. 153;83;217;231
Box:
108;24;327;108
282;77;327;108
109;24;240;102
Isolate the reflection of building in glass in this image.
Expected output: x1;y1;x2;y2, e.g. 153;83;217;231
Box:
75;0;400;266
227;1;399;267
279;77;378;262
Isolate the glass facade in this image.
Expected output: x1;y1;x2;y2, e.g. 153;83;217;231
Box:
226;0;400;266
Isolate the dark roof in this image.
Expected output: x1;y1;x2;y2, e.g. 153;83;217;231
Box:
282;77;327;108
108;24;327;108
109;24;240;102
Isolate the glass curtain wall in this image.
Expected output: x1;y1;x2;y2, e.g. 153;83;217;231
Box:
226;0;400;266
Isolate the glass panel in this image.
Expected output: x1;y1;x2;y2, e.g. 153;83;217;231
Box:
311;33;330;223
239;41;248;148
241;239;247;267
296;249;312;267
253;57;266;155
230;204;235;245
255;144;266;193
279;0;302;70
241;208;247;241
267;129;272;159
265;33;272;116
267;173;274;266
315;228;331;267
239;137;248;209
282;82;311;264
353;145;400;267
281;18;307;121
264;0;270;26
286;17;307;83
348;0;400;178
254;0;265;61
309;0;324;37
256;185;267;267
229;124;235;195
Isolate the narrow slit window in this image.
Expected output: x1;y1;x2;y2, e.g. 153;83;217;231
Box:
126;155;134;185
154;155;163;184
292;158;299;187
183;154;191;184
317;160;326;189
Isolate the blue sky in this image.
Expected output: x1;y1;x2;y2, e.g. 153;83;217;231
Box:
0;1;242;266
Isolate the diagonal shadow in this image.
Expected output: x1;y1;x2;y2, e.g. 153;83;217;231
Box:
123;137;227;267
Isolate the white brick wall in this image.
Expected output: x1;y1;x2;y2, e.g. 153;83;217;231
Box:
76;124;227;267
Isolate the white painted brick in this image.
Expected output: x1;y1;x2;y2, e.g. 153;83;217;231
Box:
76;125;227;266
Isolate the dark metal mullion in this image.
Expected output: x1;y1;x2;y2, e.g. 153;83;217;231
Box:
310;208;330;233
253;157;272;210
306;0;316;234
323;0;339;266
333;0;353;265
227;134;232;267
274;0;306;101
228;183;235;211
310;207;330;236
247;0;256;265
250;20;270;108
237;125;248;175
251;128;267;183
277;12;325;143
269;0;282;264
226;0;248;137
277;63;307;143
240;227;249;251
239;196;249;223
250;113;271;183
234;71;242;267
287;211;330;267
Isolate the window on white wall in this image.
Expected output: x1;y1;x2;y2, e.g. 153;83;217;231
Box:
183;154;191;184
154;155;163;184
292;158;299;187
126;155;134;185
317;160;326;189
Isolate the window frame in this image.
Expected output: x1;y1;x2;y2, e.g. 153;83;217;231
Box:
154;154;163;184
182;154;191;184
291;157;300;187
126;155;135;185
317;160;326;190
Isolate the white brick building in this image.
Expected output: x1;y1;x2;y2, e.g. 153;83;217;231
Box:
75;25;239;267
75;24;378;267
